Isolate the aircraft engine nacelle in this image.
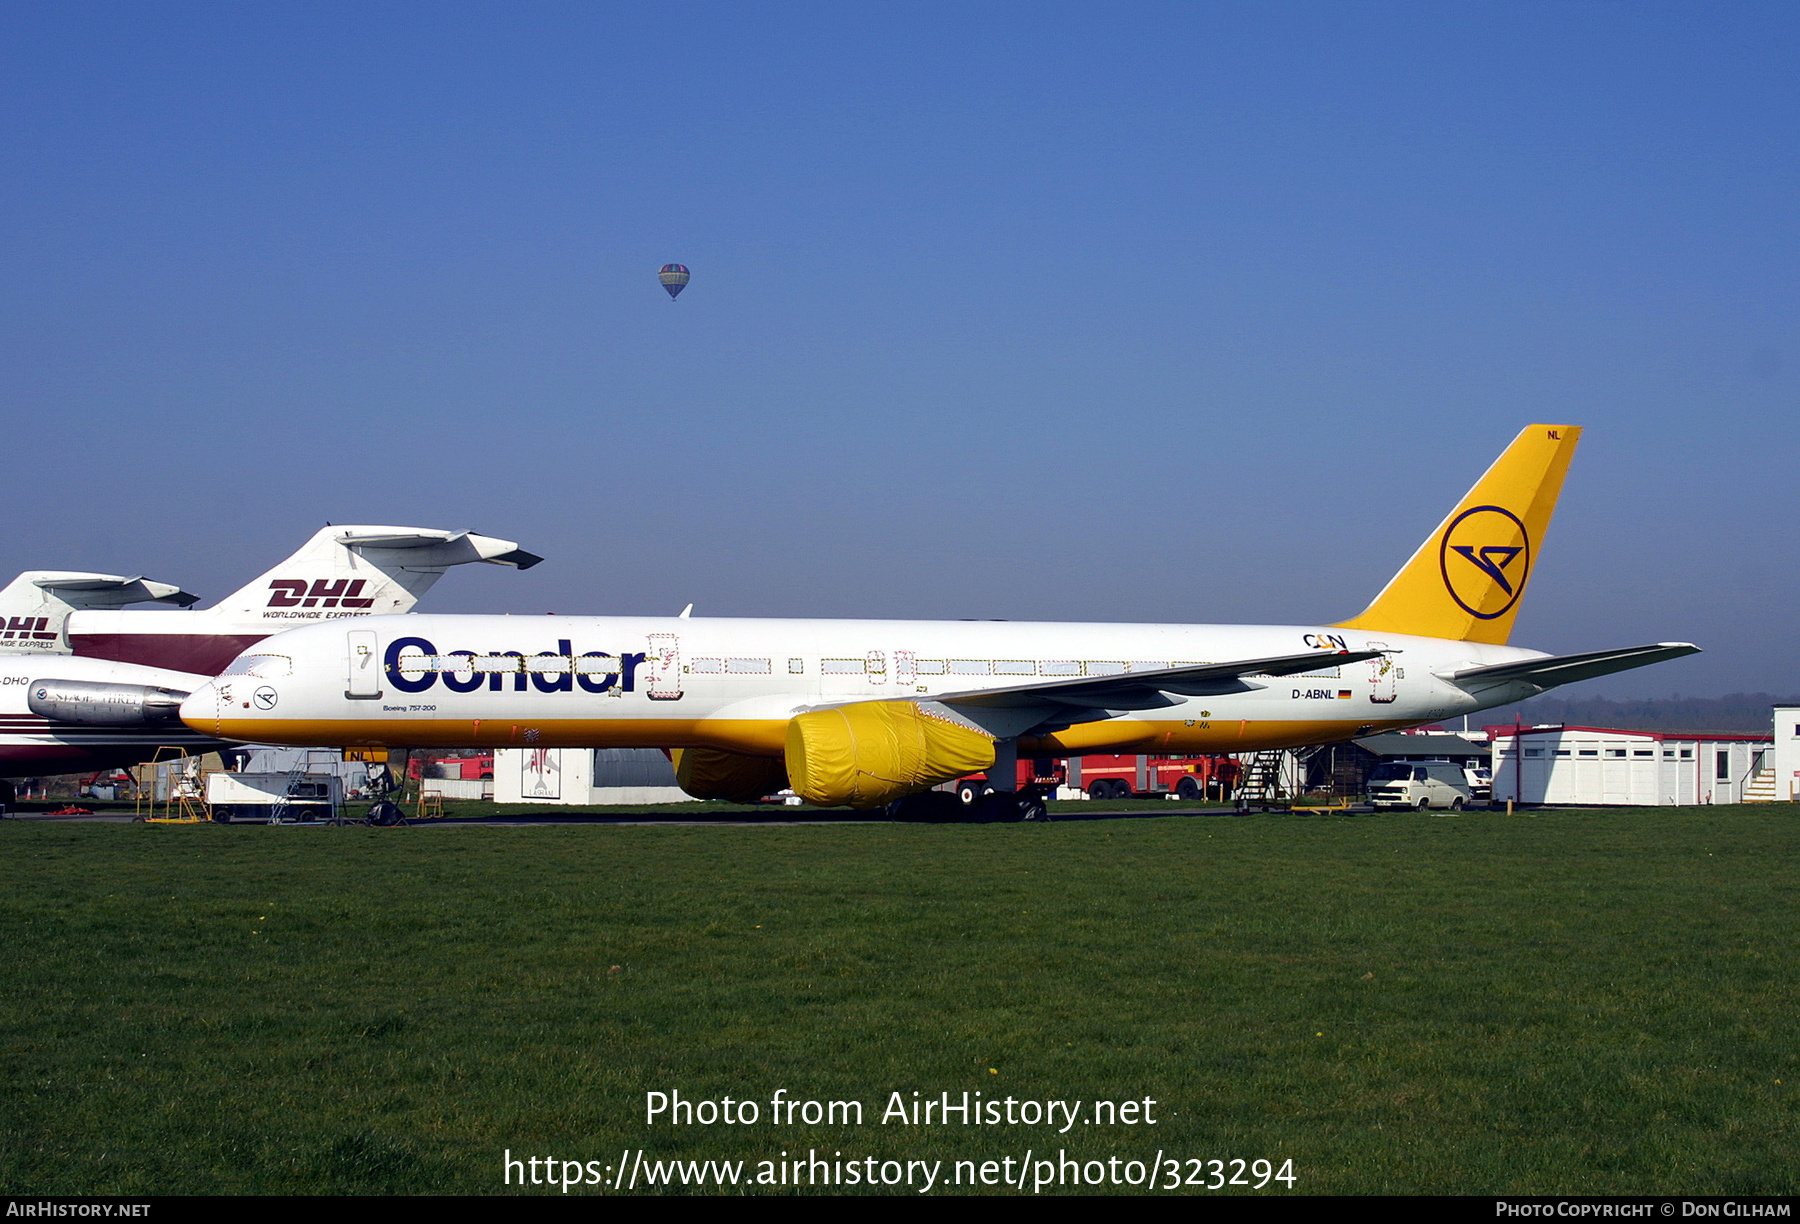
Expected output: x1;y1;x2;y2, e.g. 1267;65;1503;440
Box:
784;701;996;809
672;747;789;804
28;678;189;726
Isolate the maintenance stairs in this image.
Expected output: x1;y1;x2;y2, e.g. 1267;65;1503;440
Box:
266;748;345;824
134;748;211;824
1235;750;1290;810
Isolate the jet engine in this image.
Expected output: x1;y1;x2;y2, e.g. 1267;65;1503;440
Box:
28;679;189;726
672;747;789;803
784;700;995;809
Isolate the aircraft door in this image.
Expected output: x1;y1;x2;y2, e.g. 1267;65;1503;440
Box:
894;651;916;688
1366;643;1396;704
646;633;683;701
867;650;886;685
347;629;381;698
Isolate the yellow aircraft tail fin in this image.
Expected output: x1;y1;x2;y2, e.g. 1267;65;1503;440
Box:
1335;424;1580;645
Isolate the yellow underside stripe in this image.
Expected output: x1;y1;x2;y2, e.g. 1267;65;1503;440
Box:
201;716;1421;758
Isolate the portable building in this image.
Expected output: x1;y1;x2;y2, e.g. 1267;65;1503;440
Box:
492;747;687;805
1489;725;1772;806
1770;706;1800;801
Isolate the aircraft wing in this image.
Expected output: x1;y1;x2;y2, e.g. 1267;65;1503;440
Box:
932;650;1383;712
1447;643;1700;695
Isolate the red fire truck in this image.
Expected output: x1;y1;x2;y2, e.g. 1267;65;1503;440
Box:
1076;754;1241;801
406;753;495;782
951;754;1240;806
949;758;1067;806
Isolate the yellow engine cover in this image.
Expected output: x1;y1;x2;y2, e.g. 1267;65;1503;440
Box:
672;747;789;803
785;701;996;809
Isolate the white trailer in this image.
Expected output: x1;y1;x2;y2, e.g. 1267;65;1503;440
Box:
1491;725;1772;806
206;772;344;823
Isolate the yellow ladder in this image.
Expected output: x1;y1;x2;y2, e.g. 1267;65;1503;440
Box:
135;748;211;824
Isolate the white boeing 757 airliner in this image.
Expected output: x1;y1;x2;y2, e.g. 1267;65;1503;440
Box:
180;426;1698;817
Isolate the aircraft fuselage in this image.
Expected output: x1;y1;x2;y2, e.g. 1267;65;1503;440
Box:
179;613;1548;757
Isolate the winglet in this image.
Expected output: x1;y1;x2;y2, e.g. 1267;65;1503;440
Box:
1335;424;1580;645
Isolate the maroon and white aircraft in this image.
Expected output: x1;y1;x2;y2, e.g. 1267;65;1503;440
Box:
0;526;540;779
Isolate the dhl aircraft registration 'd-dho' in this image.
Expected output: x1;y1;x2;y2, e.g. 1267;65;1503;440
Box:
182;426;1698;818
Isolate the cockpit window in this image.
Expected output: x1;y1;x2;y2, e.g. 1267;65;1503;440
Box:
222;654;293;678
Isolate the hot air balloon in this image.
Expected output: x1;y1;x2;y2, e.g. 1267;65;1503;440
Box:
658;264;690;301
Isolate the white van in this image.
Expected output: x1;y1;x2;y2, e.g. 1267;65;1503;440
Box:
1367;761;1474;811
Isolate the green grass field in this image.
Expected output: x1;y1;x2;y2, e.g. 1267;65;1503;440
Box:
3;805;1796;1195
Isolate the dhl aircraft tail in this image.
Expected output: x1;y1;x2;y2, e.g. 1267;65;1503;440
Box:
0;572;198;653
1335;424;1580;645
208;526;543;618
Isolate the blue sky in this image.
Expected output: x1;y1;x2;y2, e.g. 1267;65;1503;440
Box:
2;2;1795;696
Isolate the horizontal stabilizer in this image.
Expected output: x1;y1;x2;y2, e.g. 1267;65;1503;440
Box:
337;530;544;570
0;571;202;654
1448;643;1700;696
937;650;1383;712
23;572;198;607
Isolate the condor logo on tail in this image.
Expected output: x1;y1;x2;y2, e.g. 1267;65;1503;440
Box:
1439;506;1530;620
268;579;378;610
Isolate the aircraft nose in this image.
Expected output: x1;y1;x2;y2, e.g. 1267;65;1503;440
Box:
179;683;220;737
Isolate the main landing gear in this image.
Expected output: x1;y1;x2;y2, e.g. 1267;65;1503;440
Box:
973;789;1049;822
886;786;1050;823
